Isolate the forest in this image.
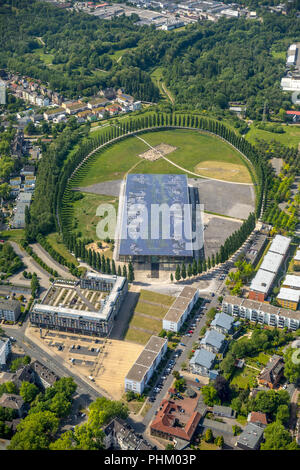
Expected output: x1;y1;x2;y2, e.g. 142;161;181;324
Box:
0;0;300;116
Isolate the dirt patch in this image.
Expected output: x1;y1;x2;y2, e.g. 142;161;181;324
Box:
94;339;143;400
194;160;251;183
139;143;177;161
86;241;110;255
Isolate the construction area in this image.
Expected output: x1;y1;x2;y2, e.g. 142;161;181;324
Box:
27;327;143;400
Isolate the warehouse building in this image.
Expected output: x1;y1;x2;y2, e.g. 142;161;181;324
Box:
162;286;199;333
30;272;127;337
125;336;167;394
222;295;300;330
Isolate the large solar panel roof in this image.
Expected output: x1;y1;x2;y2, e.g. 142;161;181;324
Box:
118;174;193;257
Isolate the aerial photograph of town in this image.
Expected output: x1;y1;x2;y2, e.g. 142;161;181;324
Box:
0;0;300;459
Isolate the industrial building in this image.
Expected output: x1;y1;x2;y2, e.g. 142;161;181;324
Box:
125;336;168;394
30;272;128;337
162;286;199;332
222;295;300;330
249;235;291;301
115;174;200;272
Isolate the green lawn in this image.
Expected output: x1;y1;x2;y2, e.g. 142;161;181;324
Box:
134;300;169;319
139;289;174;306
0;229;25;242
230;366;258;389
124;328;153;345
245;352;271;368
109;47;137;61
130;314;162;333
73;129;251;187
46;232;78;265
71;193;118;250
246;124;300;148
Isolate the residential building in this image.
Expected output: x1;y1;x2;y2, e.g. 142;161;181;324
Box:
212;405;236;419
210;312;234;335
0;299;21;322
125;336;167;394
200;417;234;437
30;273;128;337
0;79;6;105
87;97;109;109
249;235;291;301
247;411;268;428
0;394;26;418
222;295;300;330
31;360;59;389
150;393;202;443
0;338;11;369
277;287;300;311
189;348;216;376
236;423;264;450
102;418;153;450
245;233;267;266
294;249;300;267
200;329;227;355
20;165;35;176
282;274;300;290
163;286;199;333
258;355;284;389
43;107;66;121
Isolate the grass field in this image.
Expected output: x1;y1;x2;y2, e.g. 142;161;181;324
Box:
246;124;300;148
134;301;169;319
74;129;252;187
130;314;162;332
124;328;154;345
124;289;174;345
194;160;251;183
139;289;174;306
71;193;118;253
0;229;25;242
230;366;258;389
46;232;78;265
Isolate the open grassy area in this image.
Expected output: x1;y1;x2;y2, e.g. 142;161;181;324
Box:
75;129;252;187
246;124;300;148
139;289;174;306
245;352;271;368
71;193;118;250
199;441;219;450
124;328;153;345
130;314;162;333
134;301;169;319
46;232;78;265
230;366;258;389
0;229;25;242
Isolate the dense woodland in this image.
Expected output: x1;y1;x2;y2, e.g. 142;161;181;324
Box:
0;1;300;116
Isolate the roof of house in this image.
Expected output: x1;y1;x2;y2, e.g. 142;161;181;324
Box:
31;360;59;386
268;234;291;256
150;398;201;441
283;275;300;290
190;348;216;369
0;393;24;410
211;312;234;331
250;269;276;294
237;423;264;449
200;329;226;351
248;411;268;426
259;355;284;384
212;405;235;417
277;288;300;303
259;251;284;273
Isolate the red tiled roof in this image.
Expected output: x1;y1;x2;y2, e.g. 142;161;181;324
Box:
286;110;300;115
249;411;267;426
150;399;201;441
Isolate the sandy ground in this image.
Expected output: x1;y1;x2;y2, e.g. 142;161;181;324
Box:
93;339;143;400
26;326;143;400
86;241;110;255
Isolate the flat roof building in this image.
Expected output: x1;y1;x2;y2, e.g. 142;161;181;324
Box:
277;287;300;311
236;423;264;450
116;174;199;271
163;286;199;333
30;272;128;337
125;335;167;394
222;295;300;330
282;274;300;290
268;234;291;256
